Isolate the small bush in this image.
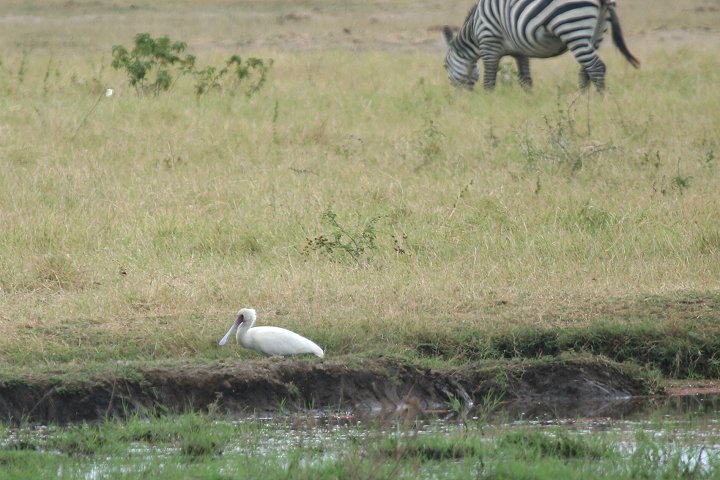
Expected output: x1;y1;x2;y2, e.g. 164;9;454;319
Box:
112;33;272;98
111;33;195;95
193;54;273;99
303;206;381;265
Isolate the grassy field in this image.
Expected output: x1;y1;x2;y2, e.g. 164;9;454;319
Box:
0;0;719;374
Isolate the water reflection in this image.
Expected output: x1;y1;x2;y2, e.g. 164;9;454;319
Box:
265;393;720;437
231;393;720;476
492;392;720;423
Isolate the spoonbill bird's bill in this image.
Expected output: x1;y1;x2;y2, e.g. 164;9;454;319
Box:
218;308;324;358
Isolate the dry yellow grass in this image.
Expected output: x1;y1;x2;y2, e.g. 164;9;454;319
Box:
0;0;718;364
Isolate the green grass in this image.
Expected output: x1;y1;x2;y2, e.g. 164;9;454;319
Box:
1;412;717;479
413;299;720;377
0;0;718;376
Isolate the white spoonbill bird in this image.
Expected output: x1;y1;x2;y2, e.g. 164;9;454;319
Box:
218;308;324;358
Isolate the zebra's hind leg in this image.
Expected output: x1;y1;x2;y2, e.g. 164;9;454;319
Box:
566;40;607;91
515;56;533;90
585;57;606;91
579;68;590;90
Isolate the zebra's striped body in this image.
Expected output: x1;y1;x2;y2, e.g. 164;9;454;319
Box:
443;0;639;91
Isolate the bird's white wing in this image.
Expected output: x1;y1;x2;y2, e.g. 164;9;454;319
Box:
248;327;323;357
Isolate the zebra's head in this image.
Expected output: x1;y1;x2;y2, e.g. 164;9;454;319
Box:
442;26;480;89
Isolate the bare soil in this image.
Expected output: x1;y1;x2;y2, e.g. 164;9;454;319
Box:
0;358;655;424
666;380;720;396
1;0;718;55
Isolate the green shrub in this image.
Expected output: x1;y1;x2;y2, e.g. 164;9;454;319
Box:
111;33;195;95
112;33;272;98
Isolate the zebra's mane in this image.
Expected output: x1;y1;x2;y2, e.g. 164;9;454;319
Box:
463;3;478;25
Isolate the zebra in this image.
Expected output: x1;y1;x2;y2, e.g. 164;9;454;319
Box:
443;0;640;91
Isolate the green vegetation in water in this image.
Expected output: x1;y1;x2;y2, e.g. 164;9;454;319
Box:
1;412;718;479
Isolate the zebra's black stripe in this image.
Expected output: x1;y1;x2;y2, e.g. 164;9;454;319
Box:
443;0;639;91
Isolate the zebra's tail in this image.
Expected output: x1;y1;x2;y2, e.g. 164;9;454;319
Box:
607;2;640;68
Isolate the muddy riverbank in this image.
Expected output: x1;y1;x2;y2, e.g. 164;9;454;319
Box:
0;357;659;424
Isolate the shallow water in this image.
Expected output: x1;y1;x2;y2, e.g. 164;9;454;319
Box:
280;391;720;430
3;393;719;479
493;390;720;422
240;393;720;473
232;393;720;449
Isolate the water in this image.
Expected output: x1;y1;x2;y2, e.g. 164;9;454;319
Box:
232;393;720;473
3;393;719;478
498;391;720;423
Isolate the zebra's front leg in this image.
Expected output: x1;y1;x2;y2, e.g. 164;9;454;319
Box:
515;56;533;90
481;56;500;90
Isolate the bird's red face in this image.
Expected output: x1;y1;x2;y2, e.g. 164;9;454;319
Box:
236;313;245;326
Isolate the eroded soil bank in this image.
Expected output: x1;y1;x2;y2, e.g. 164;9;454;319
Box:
0;357;658;424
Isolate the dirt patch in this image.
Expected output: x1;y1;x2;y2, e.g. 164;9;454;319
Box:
0;358;655;424
666;380;720;396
